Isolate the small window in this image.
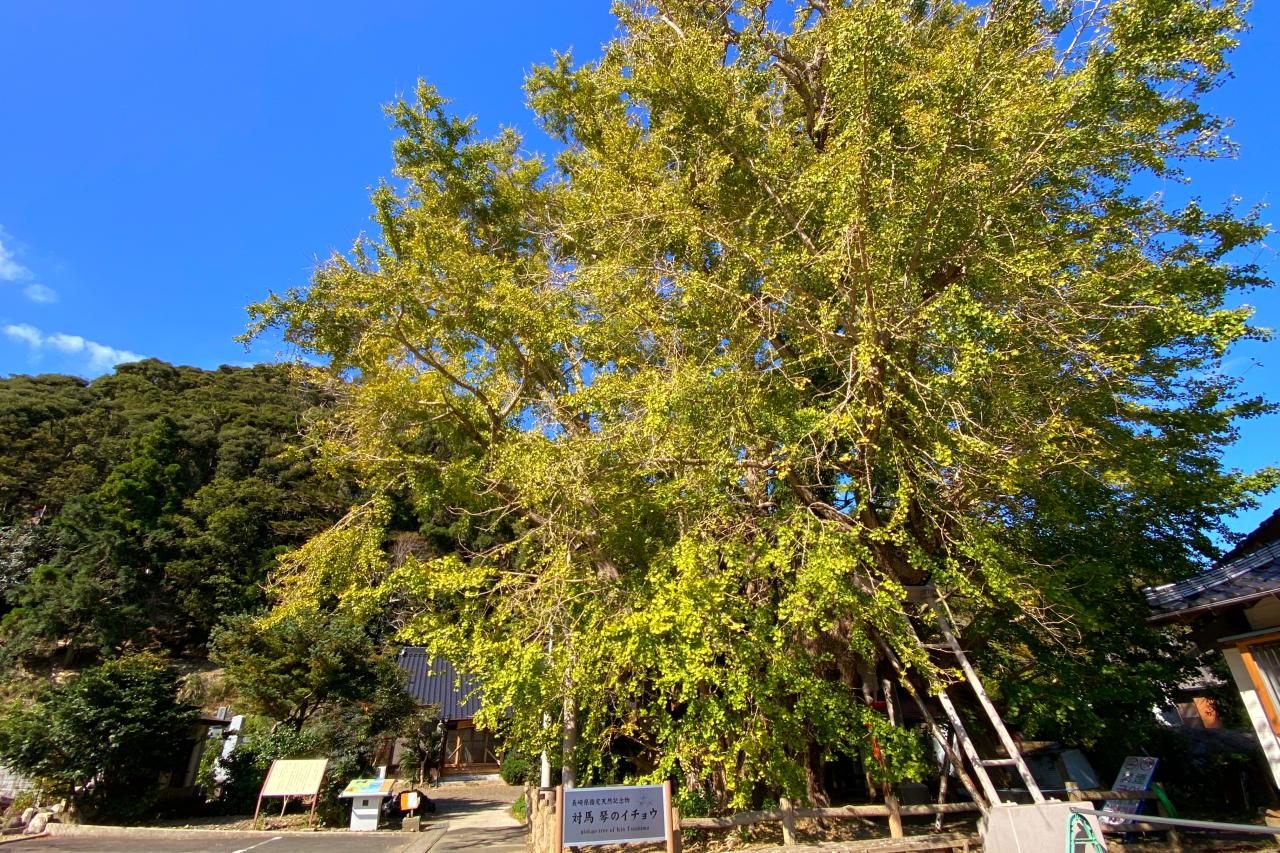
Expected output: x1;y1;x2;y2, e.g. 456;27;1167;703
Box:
1239;640;1280;735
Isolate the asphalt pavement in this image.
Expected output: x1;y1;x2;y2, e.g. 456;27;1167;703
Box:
421;782;524;853
9;831;434;853
10;780;525;853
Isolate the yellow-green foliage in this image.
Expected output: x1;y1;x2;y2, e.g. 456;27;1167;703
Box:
249;0;1273;809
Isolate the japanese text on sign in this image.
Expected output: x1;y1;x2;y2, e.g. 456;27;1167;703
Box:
562;784;668;846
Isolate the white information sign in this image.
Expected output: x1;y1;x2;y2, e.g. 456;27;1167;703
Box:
562;784;668;847
1101;755;1158;827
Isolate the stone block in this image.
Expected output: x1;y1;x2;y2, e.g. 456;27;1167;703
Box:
981;801;1105;853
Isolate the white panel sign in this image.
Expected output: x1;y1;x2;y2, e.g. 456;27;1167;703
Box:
562;784;668;846
1102;755;1158;826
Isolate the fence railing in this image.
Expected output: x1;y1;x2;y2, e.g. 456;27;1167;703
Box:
675;787;1172;852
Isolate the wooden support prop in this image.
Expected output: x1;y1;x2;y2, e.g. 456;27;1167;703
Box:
780;797;796;846
876;638;993;814
663;780;677;853
670;806;683;853
930;682;1003;808
882;675;904;839
928;597;1044;803
934;731;957;832
886;792;904;839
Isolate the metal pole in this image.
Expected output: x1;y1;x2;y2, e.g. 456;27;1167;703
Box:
541;635;554;788
1070;808;1280;835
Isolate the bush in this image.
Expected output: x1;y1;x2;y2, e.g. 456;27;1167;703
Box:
1142;726;1275;819
500;749;538;786
0;653;196;823
215;722;324;814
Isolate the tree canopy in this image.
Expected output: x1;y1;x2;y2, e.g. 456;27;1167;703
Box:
0;360;352;661
249;0;1274;809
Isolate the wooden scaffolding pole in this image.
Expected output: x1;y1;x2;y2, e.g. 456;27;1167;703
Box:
927;595;1045;804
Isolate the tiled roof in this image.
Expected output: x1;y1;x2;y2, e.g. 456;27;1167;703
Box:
1218;506;1280;566
1144;540;1280;623
396;648;483;721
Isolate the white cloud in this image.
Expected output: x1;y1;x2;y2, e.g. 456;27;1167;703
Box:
4;323;144;373
23;283;58;303
0;230;32;282
4;324;41;347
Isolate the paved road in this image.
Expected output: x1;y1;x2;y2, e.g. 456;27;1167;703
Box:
426;781;524;853
16;781;527;853
15;830;437;853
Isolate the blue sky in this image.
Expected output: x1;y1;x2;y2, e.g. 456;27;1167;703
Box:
0;2;1277;533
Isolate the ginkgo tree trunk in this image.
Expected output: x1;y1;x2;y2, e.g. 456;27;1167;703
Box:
249;0;1273;810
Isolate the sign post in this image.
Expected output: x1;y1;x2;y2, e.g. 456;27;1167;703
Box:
558;782;675;853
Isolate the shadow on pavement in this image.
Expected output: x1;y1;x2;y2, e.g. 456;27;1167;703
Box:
435;824;526;850
433;797;507;819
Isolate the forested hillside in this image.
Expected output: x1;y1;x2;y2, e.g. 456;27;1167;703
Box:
0;359;353;663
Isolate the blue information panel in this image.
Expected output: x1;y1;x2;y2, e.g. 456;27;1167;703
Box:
562;784;668;846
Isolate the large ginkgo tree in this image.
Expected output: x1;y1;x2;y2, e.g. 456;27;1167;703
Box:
249;0;1273;809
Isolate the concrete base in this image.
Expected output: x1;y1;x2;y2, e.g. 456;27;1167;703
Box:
402;815;421;832
982;801;1105;853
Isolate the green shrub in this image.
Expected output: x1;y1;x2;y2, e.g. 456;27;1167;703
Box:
1142;726;1273;819
0;653;196;823
216;721;324;814
500;749;538;785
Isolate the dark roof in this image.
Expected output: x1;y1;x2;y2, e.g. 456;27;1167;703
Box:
1145;539;1280;623
1219;506;1280;566
397;648;483;721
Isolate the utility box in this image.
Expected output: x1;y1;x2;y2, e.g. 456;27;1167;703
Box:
338;778;396;832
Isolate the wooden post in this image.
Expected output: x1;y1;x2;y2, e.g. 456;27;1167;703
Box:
555;785;565;853
670;805;683;853
1155;792;1182;853
252;793;264;830
885;791;904;839
780;796;796;846
933;731;956;832
663;780;678;853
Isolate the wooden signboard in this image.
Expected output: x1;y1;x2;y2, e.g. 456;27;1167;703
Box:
557;782;675;852
253;758;328;828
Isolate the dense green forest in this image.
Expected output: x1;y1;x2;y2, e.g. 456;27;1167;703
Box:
0;359;353;663
0;360;452;823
